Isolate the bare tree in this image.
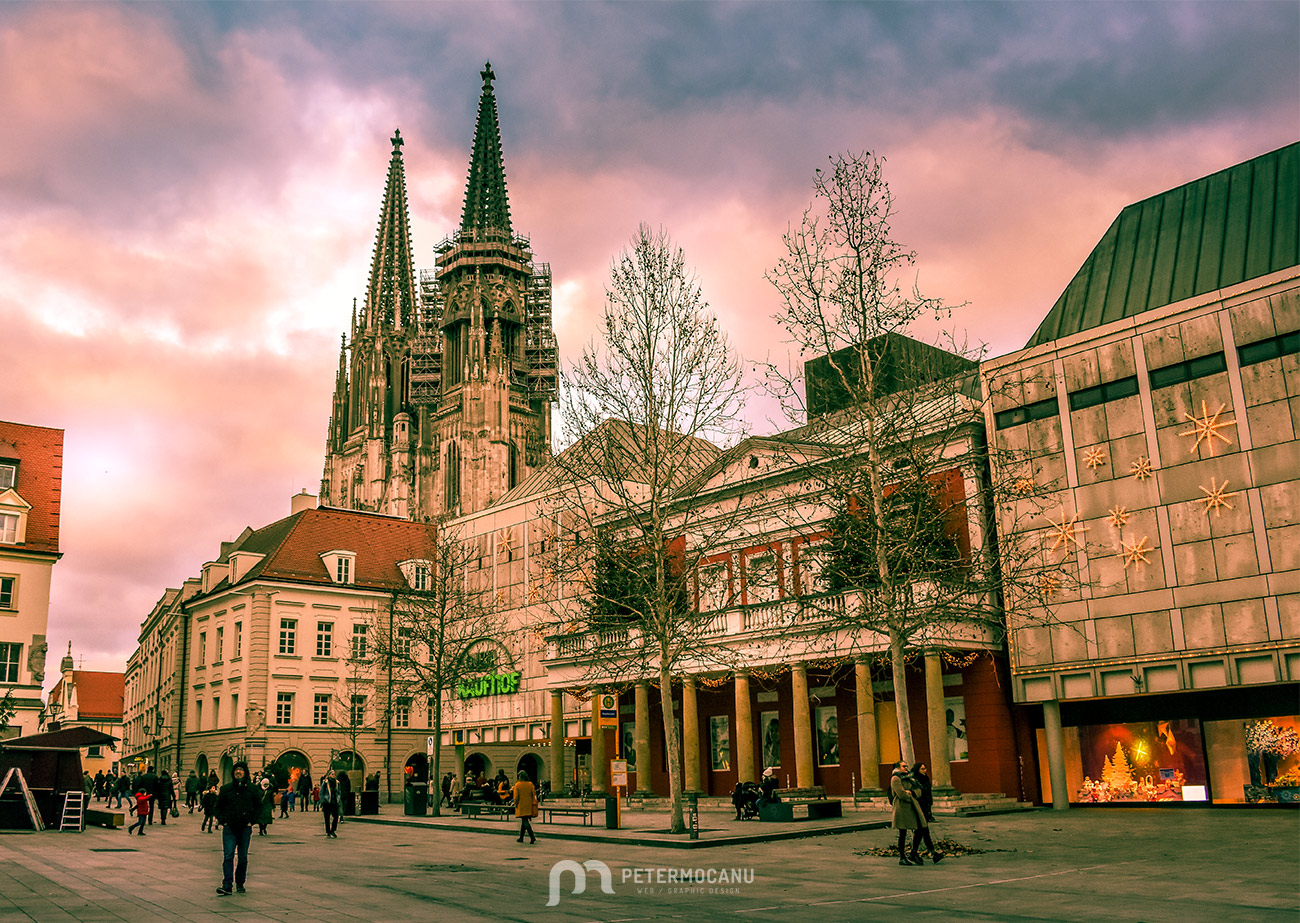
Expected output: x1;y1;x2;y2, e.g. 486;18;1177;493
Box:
326;642;380;791
542;224;751;834
368;519;509;817
766;152;1062;766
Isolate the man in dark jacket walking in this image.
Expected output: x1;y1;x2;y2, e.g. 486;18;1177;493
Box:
319;769;342;838
185;771;200;813
215;761;261;896
155;771;175;825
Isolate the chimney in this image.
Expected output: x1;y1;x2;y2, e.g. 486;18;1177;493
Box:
291;489;318;515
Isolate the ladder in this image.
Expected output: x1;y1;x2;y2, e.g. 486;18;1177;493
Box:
0;767;46;831
60;790;85;831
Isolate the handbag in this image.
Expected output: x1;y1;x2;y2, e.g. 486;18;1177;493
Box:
171;805;179;818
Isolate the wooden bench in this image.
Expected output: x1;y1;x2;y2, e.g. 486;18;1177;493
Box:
539;806;600;826
460;803;511;820
84;808;124;829
777;786;827;803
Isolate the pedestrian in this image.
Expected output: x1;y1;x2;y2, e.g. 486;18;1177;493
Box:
890;761;928;866
185;771;200;813
114;771;131;809
449;772;462;808
256;777;275;835
127;786;150;836
512;770;537;845
200;784;219;832
93;770;105;802
298;771;312;811
319;769;341;838
311;784;320;811
908;763;944;863
278;783;289;818
440;772;452;808
214;761;261;896
337;769;352;819
81;771;94;802
208;770;220;789
139;764;158;824
155;770;175;825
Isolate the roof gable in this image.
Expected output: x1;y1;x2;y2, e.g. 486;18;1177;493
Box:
0;420;63;554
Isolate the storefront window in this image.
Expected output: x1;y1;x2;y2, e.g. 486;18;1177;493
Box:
1075;719;1207;803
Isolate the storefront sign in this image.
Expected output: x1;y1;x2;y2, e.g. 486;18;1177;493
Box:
456;671;522;699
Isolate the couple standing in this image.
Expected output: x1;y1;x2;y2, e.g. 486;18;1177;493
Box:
890;760;943;866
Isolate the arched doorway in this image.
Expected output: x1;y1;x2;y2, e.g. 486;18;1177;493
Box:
464;752;491;780
333;750;365;792
517;752;544;788
272;749;312;796
404;753;428;783
218;754;234;784
195;753;209;780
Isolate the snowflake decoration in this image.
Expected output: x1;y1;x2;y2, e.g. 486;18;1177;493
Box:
1196;477;1239;517
1106;506;1130;530
1084;447;1107;469
1130;455;1153;481
528;567;557;602
1037;572;1061;597
1015;477;1035;495
1118;534;1152;570
1044;511;1089;555
497;528;515;556
1180;400;1237;455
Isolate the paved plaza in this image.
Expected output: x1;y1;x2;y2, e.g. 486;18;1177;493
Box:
1;806;1296;922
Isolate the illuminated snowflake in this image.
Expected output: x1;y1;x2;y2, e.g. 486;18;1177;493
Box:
1083;447;1107;469
1015;477;1035;495
1037;572;1061;597
1130;455;1153;481
497;528;515;557
1118;534;1152;570
1044;511;1089;555
1196;477;1239;517
1106;506;1130;530
1180;400;1237;455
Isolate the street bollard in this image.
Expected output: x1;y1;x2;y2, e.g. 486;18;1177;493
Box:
687;792;699;840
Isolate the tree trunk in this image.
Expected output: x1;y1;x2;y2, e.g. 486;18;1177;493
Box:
889;632;915;765
658;659;685;833
430;695;443;817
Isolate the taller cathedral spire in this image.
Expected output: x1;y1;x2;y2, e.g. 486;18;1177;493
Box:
460;62;513;237
365;130;419;331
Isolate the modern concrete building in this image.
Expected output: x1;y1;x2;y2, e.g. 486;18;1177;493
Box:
0;420;63;740
982;142;1299;805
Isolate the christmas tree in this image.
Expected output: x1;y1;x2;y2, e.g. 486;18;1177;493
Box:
1103;742;1134;795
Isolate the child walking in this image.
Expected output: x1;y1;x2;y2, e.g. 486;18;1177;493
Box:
201;784;219;832
127;789;150;836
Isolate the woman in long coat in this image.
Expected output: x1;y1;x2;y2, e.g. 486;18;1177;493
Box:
890;761;926;866
256;776;275;835
908;763;943;864
512;771;538;844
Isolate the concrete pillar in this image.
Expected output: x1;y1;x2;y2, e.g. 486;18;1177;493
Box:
590;693;606;794
1042;699;1069;810
454;744;465;783
550;691;565;791
791;662;814;788
855;657;882;794
682;675;701;792
634;681;651;794
925;652;955;791
734;670;755;784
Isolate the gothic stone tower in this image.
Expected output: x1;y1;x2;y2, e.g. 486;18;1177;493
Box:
321;64;556;519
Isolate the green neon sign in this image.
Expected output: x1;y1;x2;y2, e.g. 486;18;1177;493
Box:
456;671;522;700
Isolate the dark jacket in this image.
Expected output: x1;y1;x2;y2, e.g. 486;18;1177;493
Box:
155;773;175;806
909;769;934;821
216;777;263;829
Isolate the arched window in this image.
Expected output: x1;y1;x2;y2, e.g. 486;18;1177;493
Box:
445;441;461;510
508;441;519;490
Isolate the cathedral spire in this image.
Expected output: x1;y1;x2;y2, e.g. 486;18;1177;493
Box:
460;62;513;237
365;129;419;330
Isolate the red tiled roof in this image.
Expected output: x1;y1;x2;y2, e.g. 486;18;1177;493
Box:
0;420;64;554
48;671;124;721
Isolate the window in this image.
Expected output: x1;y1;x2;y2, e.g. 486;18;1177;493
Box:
1067;375;1140;412
0;513;18;544
316;621;333;658
278;618;297;655
195;699;203;729
275;692;293;725
395;626;413;658
412;562;431;591
0;642;20;683
214;627;224;663
197;632;207;667
744;551;781;605
313;694;330;726
350;694;367;727
427;699;434;727
233;622;242;659
212;697;220;729
0;462;14;490
1238;330;1300;366
697;561;732;612
0;576;14;609
395;697;411;729
231;694;239;726
994;396;1060;430
351;623;368;660
1148;351;1227;389
336;556;352;584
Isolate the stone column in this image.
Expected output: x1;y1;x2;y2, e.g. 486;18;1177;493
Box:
791;662;814;788
634;681;651;794
1042;699;1069;811
550;691;565;791
682;675;701;792
590;693;606;794
925;652;955;791
734;670;755;784
855;657;882;794
455;743;465;783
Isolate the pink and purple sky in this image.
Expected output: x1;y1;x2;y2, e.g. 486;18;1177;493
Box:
1;1;1295;680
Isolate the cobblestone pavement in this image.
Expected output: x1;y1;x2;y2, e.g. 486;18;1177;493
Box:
1;806;1296;922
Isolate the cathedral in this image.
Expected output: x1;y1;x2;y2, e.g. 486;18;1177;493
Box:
320;63;557;520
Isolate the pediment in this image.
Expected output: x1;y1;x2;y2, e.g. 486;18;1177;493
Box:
0;487;31;513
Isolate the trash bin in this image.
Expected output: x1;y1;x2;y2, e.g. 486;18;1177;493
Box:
343;792;356;816
604;795;618;830
404;782;427;816
360;790;380;814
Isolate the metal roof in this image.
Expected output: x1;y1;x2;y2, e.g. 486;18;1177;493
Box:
1026;142;1299;348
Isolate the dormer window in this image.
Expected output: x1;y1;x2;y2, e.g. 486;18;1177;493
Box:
0;461;15;490
0;514;17;545
320;550;357;585
399;559;433;591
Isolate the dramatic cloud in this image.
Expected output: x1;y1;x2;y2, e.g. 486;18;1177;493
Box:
0;1;1294;678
